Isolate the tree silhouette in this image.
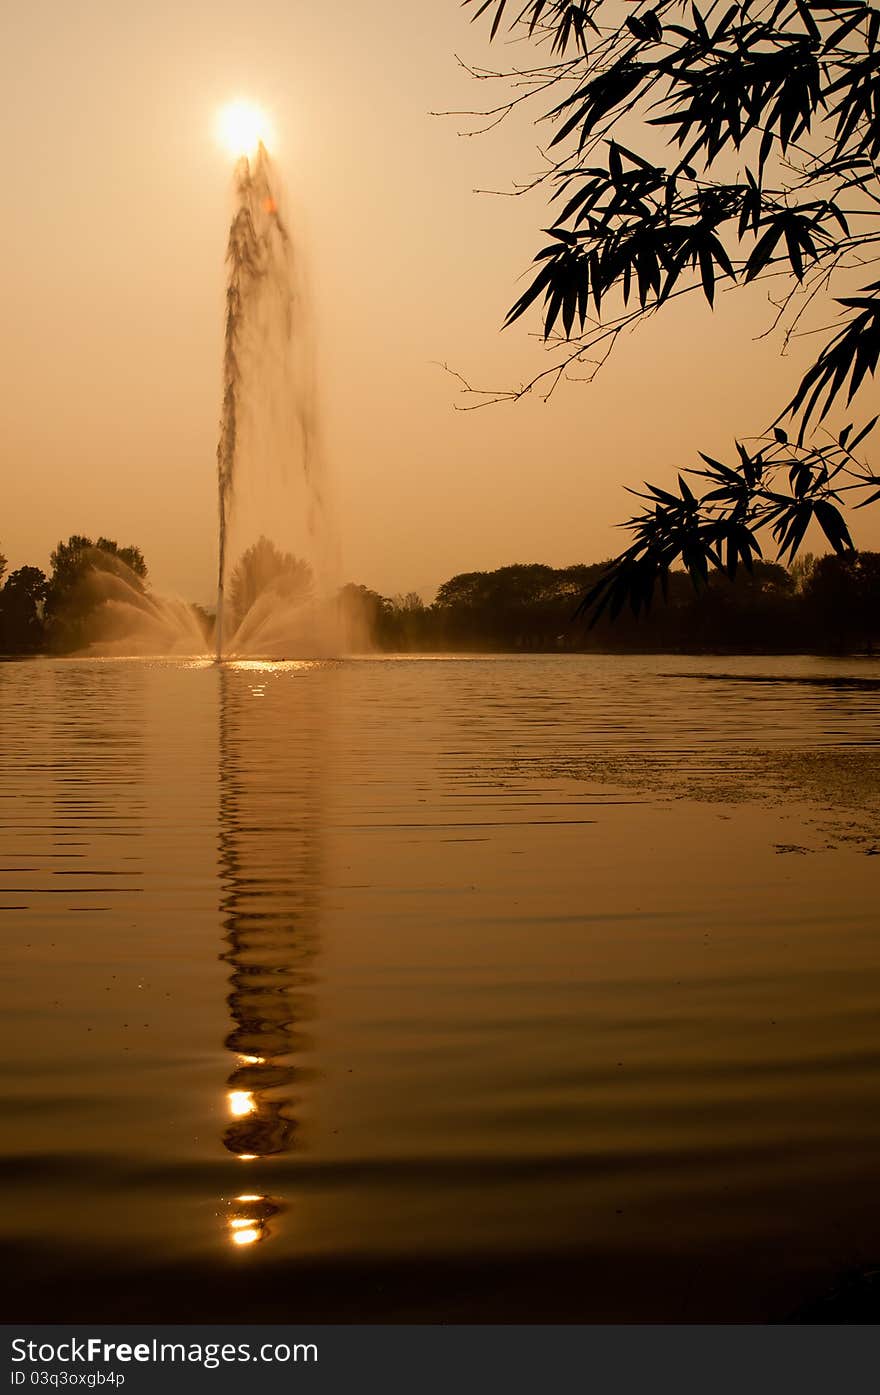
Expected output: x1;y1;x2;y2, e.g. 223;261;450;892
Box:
0;567;48;653
341;554;880;652
801;548;880;647
337;583;390;643
48;536;147;601
227;537;313;634
45;535;149;651
464;0;880;619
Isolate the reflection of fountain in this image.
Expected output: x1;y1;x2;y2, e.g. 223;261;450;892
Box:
217;662;325;1246
215;146;336;660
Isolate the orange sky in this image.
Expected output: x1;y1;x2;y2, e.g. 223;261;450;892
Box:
3;0;877;604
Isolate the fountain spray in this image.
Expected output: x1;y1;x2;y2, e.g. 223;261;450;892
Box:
216;146;278;660
214;132;337;660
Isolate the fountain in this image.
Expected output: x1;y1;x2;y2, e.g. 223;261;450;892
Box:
49;546;208;657
215;143;338;660
63;124;340;660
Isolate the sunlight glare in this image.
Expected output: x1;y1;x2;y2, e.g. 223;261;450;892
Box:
228;1089;256;1117
217;101;273;160
230;1226;261;1247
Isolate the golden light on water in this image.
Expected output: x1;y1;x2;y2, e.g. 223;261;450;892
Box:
228;1089;256;1117
217;101;273;160
230;1226;261;1247
225;1193;277;1248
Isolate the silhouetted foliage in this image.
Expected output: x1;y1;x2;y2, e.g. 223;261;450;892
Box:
45;535;149;652
800;549;880;648
385;592;429;649
0;567;48;653
338;583;391;638
355;553;880;653
431;563;598;646
1;535;877;655
48;536;147;595
228;537;313;634
462;0;880;615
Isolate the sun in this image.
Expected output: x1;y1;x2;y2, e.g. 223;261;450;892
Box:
217;101;273;160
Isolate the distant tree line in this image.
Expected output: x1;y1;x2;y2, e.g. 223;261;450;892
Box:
2;537;878;655
342;554;880;655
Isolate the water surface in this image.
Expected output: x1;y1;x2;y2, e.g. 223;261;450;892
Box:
1;654;879;1321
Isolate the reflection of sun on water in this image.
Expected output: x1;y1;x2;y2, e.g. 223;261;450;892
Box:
231;1225;261;1247
228;1089;256;1117
225;1194;279;1248
223;660;322;674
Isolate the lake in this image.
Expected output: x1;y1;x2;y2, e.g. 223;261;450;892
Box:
1;653;879;1321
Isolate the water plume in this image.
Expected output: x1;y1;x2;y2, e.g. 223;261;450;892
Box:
51;550;207;656
216;145;336;659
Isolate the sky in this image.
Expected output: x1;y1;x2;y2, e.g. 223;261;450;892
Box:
3;0;878;605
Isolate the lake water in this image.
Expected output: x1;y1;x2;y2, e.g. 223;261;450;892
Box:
1;653;879;1322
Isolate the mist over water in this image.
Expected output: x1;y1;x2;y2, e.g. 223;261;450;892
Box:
216;145;338;660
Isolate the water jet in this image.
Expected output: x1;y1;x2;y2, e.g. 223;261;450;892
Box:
215;135;336;661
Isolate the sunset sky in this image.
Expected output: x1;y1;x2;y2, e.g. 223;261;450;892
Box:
3;0;877;604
